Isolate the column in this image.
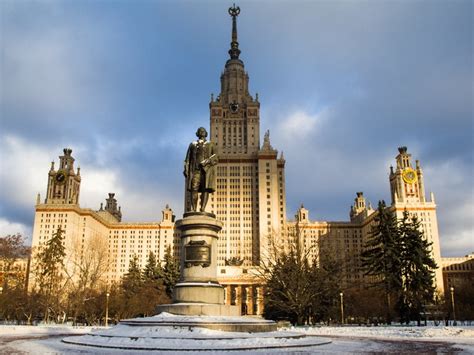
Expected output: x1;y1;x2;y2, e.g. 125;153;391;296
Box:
256;286;264;315
225;285;231;306
236;285;242;311
246;285;254;315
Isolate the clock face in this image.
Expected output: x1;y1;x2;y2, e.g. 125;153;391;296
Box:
56;171;66;184
402;168;417;184
229;102;239;113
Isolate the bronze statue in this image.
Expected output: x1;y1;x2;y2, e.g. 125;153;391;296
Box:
184;127;218;212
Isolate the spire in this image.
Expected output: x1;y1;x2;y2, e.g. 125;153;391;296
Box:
228;4;241;60
261;130;274;151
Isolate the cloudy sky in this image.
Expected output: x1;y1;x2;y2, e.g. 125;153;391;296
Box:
1;0;472;257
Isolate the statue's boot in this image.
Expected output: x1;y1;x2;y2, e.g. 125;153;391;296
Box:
191;192;199;212
200;192;209;212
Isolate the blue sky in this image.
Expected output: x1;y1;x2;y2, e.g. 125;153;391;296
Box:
1;0;472;257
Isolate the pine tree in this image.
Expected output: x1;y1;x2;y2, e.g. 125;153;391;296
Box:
120;255;145;317
161;246;180;298
122;254;143;292
143;252;159;282
141;251;170;314
361;200;401;324
397;211;437;325
35;227;66;322
309;253;342;324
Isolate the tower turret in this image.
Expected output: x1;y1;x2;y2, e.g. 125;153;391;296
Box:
104;193;122;222
44;148;81;205
162;204;174;223
350;192;374;222
296;204;309;223
389;146;425;204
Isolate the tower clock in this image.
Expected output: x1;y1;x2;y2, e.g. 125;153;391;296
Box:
402;167;417;184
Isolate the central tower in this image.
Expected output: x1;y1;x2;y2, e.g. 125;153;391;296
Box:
210;6;286;270
210;5;260;155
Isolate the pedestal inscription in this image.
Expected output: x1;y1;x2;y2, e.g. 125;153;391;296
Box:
185;240;211;267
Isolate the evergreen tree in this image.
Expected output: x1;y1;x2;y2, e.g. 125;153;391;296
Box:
161;246;180;298
361;200;401;324
141;251;170;314
119;253;172;318
120;255;145;317
35;227;66;322
143;251;160;283
397;211;437;325
122;254;143;292
309;253;342;324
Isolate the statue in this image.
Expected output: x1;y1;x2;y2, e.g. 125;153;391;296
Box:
184;127;218;212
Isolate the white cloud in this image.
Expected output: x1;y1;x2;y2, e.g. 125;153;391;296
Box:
424;159;474;257
0;135;53;208
80;166;181;223
276;108;329;141
441;229;474;257
265;108;392;218
79;169;122;211
0;134;183;231
0;218;32;242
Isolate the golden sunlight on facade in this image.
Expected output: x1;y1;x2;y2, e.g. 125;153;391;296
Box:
29;8;449;315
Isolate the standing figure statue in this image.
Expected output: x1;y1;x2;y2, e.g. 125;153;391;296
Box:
184;127;218;212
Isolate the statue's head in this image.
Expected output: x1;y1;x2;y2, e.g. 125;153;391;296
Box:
196;127;208;139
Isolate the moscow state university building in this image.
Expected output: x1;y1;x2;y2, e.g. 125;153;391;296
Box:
30;10;444;315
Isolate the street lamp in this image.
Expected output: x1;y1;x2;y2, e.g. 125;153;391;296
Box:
105;292;110;327
450;286;456;326
340;292;344;325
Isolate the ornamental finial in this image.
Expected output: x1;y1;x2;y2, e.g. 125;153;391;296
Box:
228;4;241;60
228;4;240;17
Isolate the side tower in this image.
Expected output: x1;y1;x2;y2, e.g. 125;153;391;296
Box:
388;147;443;293
45;148;81;205
209;6;286;269
389;146;425;204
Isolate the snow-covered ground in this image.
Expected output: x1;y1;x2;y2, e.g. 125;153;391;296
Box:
292;325;474;354
0;324;95;338
1;324;473;354
292;324;474;342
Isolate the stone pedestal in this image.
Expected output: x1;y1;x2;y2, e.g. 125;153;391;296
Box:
157;212;239;316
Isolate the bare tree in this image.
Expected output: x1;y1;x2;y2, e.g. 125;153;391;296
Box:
257;229;343;325
0;234;30;290
66;233;109;324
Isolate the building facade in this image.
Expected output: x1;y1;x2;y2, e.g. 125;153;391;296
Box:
288;147;444;293
29;7;447;314
441;253;474;291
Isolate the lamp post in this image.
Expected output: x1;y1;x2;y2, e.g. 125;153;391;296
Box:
450;286;456;326
340;292;344;325
105;292;110;327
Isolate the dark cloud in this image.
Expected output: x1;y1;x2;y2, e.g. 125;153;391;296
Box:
1;0;472;256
